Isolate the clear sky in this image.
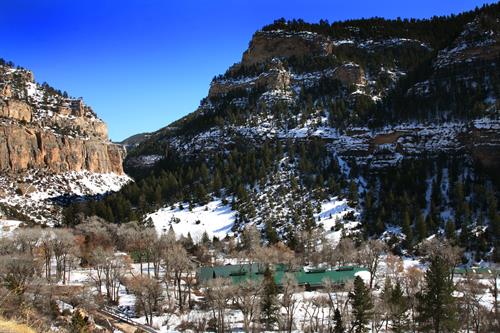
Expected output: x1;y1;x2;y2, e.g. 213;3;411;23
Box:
1;0;497;141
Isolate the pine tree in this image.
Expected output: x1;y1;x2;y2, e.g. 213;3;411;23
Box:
264;220;279;244
444;220;456;242
333;308;345;333
375;217;385;235
401;211;413;248
201;231;211;247
417;255;458;333
350;276;373;333
260;266;279;330
388;282;409;333
348;180;358;203
416;213;427;242
184;232;194;252
212;171;222;195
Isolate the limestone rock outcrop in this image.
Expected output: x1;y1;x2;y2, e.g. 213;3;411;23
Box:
242;30;332;65
0;62;124;176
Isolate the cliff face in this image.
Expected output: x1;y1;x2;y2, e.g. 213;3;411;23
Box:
0;62;128;224
241;30;333;65
129;10;500;172
0;122;123;174
0;64;124;175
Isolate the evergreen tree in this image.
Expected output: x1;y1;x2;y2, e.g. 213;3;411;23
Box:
388;281;409;333
350;276;373;333
183;232;195;252
348;180;358;203
416;213;428;242
333;308;345;333
264;220;279;244
374;217;385;235
444;220;456;242
401;211;413;248
417;255;458;333
201;231;211;246
260;266;279;330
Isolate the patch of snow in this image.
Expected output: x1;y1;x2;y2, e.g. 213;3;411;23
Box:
147;199;236;241
354;270;371;285
0;220;22;238
0;171;131;225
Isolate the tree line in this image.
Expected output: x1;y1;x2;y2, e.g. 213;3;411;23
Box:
1;217;499;332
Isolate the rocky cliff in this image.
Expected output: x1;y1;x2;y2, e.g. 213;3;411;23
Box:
0;64;124;174
0;61;128;224
128;7;500;171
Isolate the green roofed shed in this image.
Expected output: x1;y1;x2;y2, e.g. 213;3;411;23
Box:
198;264;367;289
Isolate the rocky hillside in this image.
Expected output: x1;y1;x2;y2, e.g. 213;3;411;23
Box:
129;5;499;169
0;60;129;224
74;4;500;261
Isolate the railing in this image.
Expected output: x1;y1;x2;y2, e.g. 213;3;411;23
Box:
100;305;159;333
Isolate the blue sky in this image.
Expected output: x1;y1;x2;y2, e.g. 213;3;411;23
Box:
0;0;496;141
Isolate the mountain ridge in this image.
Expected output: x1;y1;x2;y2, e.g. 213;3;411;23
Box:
126;4;500;171
71;3;500;261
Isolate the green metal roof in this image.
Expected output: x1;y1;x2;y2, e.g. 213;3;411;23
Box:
198;264;367;287
454;267;498;275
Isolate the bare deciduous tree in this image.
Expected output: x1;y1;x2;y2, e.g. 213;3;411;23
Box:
385;253;404;283
52;229;76;284
402;266;425;331
205;278;234;333
357;239;386;289
14;227;40;256
0;253;37;295
161;241;193;311
89;247;129;304
233;279;263;333
127;274;164;326
458;272;488;332
280;273;302;333
334;238;356;267
39;230;53;280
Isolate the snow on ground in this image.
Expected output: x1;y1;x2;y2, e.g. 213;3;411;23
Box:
0;171;131;225
147;199;236;241
66;267;93;286
68;172;131;196
354;270;371;285
0;219;22;237
168;117;497;173
44;248;498;332
315;197;359;245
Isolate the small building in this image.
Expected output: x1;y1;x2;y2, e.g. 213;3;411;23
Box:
198;263;368;290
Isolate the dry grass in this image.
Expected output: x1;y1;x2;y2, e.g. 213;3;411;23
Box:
0;319;36;333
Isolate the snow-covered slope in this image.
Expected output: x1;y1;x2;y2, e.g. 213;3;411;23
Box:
0;171;131;225
146;195;360;244
147;199;236;240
